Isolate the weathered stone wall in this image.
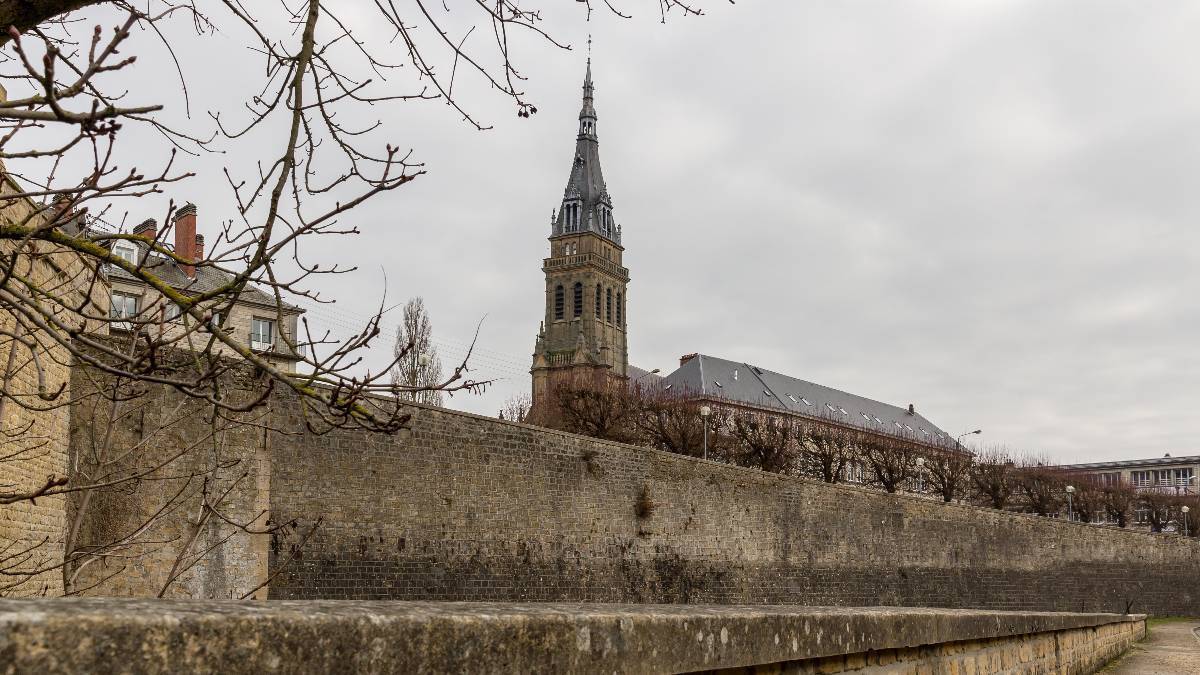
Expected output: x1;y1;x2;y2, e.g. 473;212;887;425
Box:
268;402;1200;616
0;599;1147;674
62;361;272;599
0;172;107;597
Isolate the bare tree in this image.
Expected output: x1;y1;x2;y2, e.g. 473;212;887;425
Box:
923;445;973;503
498;391;531;423
967;446;1019;510
860;432;919;494
1101;480;1136;528
1138;491;1180;534
728;410;800;474
391;297;443;407
800;416;856;484
1012;456;1066;517
549;382;638;444
1;0;714;596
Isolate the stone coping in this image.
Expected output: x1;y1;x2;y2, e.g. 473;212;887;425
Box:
0;600;1145;674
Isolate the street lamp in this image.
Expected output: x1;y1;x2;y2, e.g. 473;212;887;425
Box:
955;429;982;450
634;368;661;387
700;405;712;460
915;457;926;494
1065;485;1075;522
1183;505;1191;537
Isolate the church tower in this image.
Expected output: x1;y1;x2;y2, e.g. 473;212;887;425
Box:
530;59;630;416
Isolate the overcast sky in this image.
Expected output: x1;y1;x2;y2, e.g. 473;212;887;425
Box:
44;1;1200;463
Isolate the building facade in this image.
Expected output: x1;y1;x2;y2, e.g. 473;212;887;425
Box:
106;203;304;372
1059;454;1198;495
530;61;629;416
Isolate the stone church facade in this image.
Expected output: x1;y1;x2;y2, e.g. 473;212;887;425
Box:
530;61;630;416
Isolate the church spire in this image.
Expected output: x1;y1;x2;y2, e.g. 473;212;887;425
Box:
554;58;617;244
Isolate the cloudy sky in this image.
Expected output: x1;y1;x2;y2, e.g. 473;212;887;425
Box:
38;1;1200;463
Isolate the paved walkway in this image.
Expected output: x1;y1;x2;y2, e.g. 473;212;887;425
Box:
1104;620;1200;674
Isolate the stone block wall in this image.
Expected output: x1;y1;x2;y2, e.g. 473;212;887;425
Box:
61;362;271;599
268;402;1200;615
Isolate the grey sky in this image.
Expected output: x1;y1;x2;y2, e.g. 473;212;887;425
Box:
46;1;1200;463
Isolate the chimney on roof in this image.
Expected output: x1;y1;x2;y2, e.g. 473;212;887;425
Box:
907;403;915;415
680;353;698;367
174;203;197;277
1165;453;1171;458
133;218;157;240
194;234;205;264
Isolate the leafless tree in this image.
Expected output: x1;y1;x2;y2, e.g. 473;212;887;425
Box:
922;445;973;503
549;382;638;443
498;391;531;423
799;416;856;484
1;0;715;596
391;297;443;407
1012;456;1066;517
1138;491;1179;533
1062;472;1104;524
967;446;1019;510
728;409;801;474
860;431;920;494
1101;480;1136;528
630;386;712;458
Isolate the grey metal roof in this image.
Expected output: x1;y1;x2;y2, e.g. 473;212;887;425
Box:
660;354;952;443
1058;455;1200;471
550;60;620;245
108;241;302;313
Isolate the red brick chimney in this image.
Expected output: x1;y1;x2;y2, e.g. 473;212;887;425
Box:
133;218;157;240
174;203;197;277
194;234;205;265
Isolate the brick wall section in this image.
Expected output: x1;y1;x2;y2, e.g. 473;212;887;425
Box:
268;401;1200;615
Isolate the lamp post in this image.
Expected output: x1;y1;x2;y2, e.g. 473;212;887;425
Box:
915;456;926;494
634;368;661;388
1183;505;1191;537
700;405;711;460
955;429;982;450
1065;485;1075;522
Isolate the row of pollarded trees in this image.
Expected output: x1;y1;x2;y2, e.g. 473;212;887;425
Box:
536;383;1199;532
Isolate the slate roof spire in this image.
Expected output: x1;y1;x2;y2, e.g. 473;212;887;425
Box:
552;57;619;244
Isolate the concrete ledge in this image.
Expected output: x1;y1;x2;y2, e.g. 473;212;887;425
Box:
0;600;1144;674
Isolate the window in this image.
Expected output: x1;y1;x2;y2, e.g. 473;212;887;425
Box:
110;291;139;321
801;397;811;406
861;413;871;421
251;318;275;350
1131;471;1152;488
787;394;798;403
573;282;583;318
733;369;738;381
874;417;883;424
616;292;622;326
112;241;138;265
606;288;613;322
826;403;836;412
554;285;564;320
714;380;723;388
164;303;182;321
595;284;602;318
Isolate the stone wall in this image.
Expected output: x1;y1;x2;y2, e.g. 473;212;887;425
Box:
268;402;1200;615
62;361;271;599
0;599;1147;674
0;172;106;597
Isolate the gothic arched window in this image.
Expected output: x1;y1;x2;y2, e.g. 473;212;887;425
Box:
573;282;583;318
554;285;564;320
606;287;613;323
616;291;623;326
594;284;602;318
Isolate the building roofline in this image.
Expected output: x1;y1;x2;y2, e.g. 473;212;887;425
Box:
1059;455;1200;471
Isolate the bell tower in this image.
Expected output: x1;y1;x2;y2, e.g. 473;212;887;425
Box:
530;59;630;416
